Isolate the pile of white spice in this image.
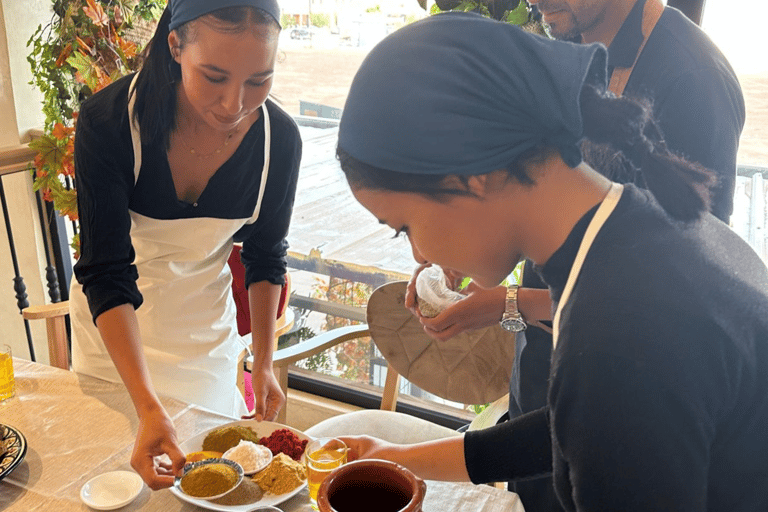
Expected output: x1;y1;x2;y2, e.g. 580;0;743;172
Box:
223;440;273;474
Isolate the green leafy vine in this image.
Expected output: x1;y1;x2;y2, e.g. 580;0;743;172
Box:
26;0;165;257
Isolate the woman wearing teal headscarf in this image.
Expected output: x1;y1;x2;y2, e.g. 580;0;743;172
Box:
71;0;301;488
337;12;768;511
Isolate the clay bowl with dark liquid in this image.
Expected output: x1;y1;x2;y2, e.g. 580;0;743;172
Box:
316;459;426;512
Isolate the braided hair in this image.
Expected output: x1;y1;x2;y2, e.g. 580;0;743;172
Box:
579;84;716;221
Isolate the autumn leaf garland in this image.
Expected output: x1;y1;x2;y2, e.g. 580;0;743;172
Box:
27;0;164;257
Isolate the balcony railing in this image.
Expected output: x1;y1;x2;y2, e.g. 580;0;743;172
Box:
3;127;767;428
1;142;71;360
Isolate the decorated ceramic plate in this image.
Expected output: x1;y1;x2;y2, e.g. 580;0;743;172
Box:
170;420;312;512
0;424;27;481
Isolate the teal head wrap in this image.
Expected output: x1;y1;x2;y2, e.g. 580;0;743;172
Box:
339;12;608;176
168;0;281;31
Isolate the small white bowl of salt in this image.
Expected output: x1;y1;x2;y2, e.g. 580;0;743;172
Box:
222;440;273;475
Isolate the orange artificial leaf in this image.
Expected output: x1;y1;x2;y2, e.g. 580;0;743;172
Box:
117;35;138;60
51;122;73;140
29;134;66;170
71;233;81;260
33;153;45;172
56;43;73;67
68;51;101;90
56;189;79;220
84;0;109;27
61;154;75;177
75;36;93;54
92;71;113;93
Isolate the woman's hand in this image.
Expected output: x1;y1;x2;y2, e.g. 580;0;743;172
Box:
245;366;286;421
339;435;397;462
131;405;186;490
419;283;507;341
404;263;432;317
339;435;471;482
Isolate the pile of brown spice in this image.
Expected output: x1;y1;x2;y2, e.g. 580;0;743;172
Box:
252;453;307;495
202;425;261;453
180;463;239;498
211;478;264;506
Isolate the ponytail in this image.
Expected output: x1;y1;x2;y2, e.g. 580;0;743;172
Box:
579;85;716;222
131;6;178;150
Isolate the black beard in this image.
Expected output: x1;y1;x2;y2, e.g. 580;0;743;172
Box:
546;22;582;42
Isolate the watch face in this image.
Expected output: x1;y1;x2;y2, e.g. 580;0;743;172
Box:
501;318;526;332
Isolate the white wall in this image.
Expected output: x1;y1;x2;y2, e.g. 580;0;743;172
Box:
0;0;55;364
3;0;49;140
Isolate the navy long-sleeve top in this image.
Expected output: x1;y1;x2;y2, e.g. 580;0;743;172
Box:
614;0;745;222
73;74;302;322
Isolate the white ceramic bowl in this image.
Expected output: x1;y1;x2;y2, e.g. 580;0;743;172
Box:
80;470;144;510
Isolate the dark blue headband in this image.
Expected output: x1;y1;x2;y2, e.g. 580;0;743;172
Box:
168;0;281;31
339;12;608;176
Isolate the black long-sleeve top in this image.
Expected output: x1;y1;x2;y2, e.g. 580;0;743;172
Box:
508;3;746;509
73;74;302;322
465;185;768;511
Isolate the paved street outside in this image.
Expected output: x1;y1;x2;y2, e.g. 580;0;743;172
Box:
271;40;371;117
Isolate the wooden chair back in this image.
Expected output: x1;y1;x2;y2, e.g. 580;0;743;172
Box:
22;301;70;370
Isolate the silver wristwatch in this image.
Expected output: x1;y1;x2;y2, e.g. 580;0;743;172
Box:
500;285;527;332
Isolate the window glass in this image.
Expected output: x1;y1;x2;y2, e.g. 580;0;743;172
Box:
272;6;476;418
701;0;768;167
701;1;768;261
278;0;768;416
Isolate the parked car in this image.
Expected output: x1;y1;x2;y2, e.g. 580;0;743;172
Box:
290;27;311;40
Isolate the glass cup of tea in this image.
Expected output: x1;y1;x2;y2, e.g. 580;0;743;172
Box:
305;437;347;509
0;344;15;402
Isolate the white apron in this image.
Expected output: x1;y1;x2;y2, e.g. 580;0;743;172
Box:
552;183;623;350
71;76;272;417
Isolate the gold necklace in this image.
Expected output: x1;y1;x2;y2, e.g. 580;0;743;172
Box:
177;129;237;160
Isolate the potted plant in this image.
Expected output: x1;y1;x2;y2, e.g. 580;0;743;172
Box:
425;0;547;34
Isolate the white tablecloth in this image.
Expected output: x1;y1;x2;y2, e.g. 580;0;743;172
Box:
1;359;523;512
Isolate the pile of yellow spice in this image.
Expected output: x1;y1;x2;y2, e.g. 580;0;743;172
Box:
252;453;307;495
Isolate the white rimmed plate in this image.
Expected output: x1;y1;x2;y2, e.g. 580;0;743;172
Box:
80;470;143;510
170;420;312;512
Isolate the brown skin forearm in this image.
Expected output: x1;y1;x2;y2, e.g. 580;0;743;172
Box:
95;304;185;489
343;435;471;482
95;303;163;414
247;280;282;368
518;287;553;321
246;280;286;420
391;436;470;481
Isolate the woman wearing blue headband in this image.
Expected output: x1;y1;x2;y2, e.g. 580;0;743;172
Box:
337;13;768;511
69;0;300;488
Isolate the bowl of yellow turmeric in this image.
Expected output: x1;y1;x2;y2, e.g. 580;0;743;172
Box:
175;458;244;501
